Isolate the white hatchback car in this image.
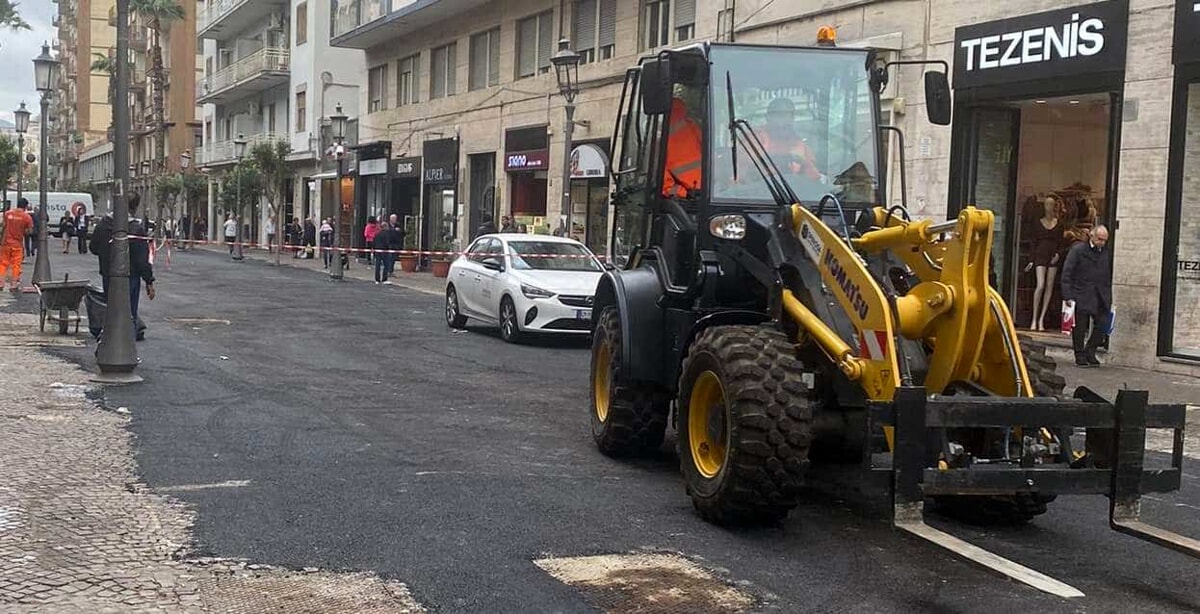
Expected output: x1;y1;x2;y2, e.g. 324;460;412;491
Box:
444;234;605;342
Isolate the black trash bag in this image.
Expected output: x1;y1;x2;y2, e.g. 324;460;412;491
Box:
86;286;148;341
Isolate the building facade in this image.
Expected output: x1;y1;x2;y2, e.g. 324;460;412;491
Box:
52;0;116;188
330;0;1200;376
196;0;364;245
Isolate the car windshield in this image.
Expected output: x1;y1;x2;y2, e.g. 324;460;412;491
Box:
508;241;602;272
709;46;880;207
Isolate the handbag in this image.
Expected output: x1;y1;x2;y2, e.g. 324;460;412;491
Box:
1061;300;1076;335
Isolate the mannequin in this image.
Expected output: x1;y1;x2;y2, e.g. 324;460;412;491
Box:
1025;196;1062;330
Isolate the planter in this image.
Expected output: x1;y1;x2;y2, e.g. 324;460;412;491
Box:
398;254;419;273
430;258;452;278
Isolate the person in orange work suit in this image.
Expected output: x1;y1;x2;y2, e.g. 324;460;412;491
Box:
759;97;822;181
1;199;34;292
662;96;703;199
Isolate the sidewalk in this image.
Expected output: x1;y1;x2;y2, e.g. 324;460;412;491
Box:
0;294;424;612
185;244;445;296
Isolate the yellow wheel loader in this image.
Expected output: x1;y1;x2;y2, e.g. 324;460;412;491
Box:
589;35;1199;597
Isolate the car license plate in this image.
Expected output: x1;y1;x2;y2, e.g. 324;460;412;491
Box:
576;309;592;320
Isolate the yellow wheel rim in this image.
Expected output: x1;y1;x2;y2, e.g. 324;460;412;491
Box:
688;370;728;479
594;343;612;423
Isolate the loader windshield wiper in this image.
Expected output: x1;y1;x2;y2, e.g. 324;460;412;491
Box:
724;73;800;207
725;71;738;182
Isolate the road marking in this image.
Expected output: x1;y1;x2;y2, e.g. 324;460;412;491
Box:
534;553;755;613
166;317;231;325
156;479;252;492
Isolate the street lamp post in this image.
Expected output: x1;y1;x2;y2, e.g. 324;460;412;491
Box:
551;38;582;241
95;0;141;383
232;134;247;260
32;42;61;286
14;102;29;206
328;103;348;281
179;149;190;249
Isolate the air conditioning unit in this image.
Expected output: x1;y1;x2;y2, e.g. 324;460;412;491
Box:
246;101;260;116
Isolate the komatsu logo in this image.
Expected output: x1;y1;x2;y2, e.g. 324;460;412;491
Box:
822;250;869;320
959;13;1105;72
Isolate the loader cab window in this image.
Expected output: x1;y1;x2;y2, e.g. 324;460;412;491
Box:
711;46;880;207
611;67;658;266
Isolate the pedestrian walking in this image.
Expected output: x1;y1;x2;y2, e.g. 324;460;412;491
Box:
223;215;238;254
302;218;316;259
265;217;277;254
475;215;497;239
500;215;516;233
319;218;334;268
1;198;34;292
58;213;73;253
24;208;38;258
75;212;89;253
179;214;191;250
363;216;379;265
374;221;392;284
89;193;156;340
1061;225;1112;367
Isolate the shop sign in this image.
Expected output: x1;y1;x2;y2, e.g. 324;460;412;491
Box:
506;149;550;171
1174;0;1200;65
359;158;387;176
953;0;1128;89
1179;259;1200;282
423;138;458;184
392;156;421;179
570;144;609;179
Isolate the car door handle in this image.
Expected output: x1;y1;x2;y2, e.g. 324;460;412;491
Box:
458;270;466;276
474;275;482;282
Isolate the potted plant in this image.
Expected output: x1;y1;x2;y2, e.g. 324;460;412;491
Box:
429;235;455;278
398;218;419;273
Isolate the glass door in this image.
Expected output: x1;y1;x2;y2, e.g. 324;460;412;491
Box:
966;107;1022;300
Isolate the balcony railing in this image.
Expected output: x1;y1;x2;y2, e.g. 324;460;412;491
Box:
201;132;282;166
196;47;289;102
331;0;389;38
198;0;249;32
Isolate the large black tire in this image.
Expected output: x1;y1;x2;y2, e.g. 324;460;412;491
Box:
934;339;1067;525
590;306;669;456
677;325;813;526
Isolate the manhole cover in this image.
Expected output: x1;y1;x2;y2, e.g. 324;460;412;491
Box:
534;553;755;613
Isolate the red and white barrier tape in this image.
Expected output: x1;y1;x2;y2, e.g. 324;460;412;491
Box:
127;235;607;260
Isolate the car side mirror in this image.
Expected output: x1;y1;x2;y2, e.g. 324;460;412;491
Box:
924;71;952;126
481;257;504;271
603;262;615;271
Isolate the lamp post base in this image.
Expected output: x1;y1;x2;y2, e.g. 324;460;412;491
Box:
90;370;145;385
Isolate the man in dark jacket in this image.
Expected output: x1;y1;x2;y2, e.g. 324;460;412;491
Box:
1060;225;1111;367
89;193;156;340
475;215;497;239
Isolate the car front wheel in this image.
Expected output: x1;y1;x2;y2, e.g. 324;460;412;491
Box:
445;285;468;329
499;297;522;343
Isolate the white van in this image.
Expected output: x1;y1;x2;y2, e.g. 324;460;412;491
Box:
40;192;95;238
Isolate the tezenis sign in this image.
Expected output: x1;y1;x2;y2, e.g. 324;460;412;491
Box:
953;0;1128;89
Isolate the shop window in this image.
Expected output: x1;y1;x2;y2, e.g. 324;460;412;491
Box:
516;11;554;78
1165;82;1200;358
397;54;419;106
368;64;388;112
469;27;501;91
431;43;457;99
574;0;616;64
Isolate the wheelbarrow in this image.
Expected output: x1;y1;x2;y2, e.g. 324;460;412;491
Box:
35;275;92;335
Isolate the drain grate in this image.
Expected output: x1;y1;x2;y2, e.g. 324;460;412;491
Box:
534;553;755;614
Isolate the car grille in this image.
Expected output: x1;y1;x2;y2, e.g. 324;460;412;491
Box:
544;318;592;331
558;295;593;308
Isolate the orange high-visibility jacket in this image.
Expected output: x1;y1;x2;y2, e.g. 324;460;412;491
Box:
662;98;703;198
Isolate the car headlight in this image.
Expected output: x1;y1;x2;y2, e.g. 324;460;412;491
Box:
521;283;555;299
709;214;746;240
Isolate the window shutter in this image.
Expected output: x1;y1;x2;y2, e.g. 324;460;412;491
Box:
598;0;616;48
488;29;500;86
431;47;445;98
574;0;596;52
411;54;420;102
447;42;457;95
470;33;487;90
675;0;695;26
518;18;536;76
537;12;553;70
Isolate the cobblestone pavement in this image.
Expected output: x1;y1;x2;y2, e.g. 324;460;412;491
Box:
0;296;424;613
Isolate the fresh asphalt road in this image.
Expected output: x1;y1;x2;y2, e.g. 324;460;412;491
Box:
28;249;1200;613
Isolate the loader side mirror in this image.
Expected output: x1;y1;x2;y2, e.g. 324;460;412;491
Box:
925;71;952;126
640;58;672;116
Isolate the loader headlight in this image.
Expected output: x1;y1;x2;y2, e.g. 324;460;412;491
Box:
521;283;555;299
709;215;746;240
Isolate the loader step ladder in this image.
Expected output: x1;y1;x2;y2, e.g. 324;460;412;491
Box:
881;386;1200;598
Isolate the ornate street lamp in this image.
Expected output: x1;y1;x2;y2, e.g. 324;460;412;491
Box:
551;38;582;241
14;102;29;205
31;42;60;285
232;134;247;260
329;103;348;280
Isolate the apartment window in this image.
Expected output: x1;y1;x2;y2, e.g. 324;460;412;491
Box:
641;0;670;49
674;0;695;41
368;64;388;112
469;28;501;91
267;102;276;133
296;2;307;45
295;90;306;132
574;0;616;64
430;43;457;99
516;11;553;78
397;54;420;105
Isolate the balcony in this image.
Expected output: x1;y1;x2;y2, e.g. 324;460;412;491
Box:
331;0;487;50
200;132;282;167
196;47;289;105
199;0;287;43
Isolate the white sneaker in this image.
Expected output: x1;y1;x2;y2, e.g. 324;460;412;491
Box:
383;281;393;285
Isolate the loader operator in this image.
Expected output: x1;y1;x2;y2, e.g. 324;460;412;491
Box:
662;95;703;199
760;97;822;182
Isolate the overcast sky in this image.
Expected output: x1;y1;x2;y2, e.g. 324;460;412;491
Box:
0;1;56;122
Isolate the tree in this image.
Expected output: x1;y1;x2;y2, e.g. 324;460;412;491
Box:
153;173;181;219
218;160;263;243
250;140;292;263
0;1;31;31
181;172;206;225
131;0;185;177
0;134;17;204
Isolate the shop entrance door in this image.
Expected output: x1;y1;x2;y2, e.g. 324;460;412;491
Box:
469;153;496;236
964;107;1022;300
